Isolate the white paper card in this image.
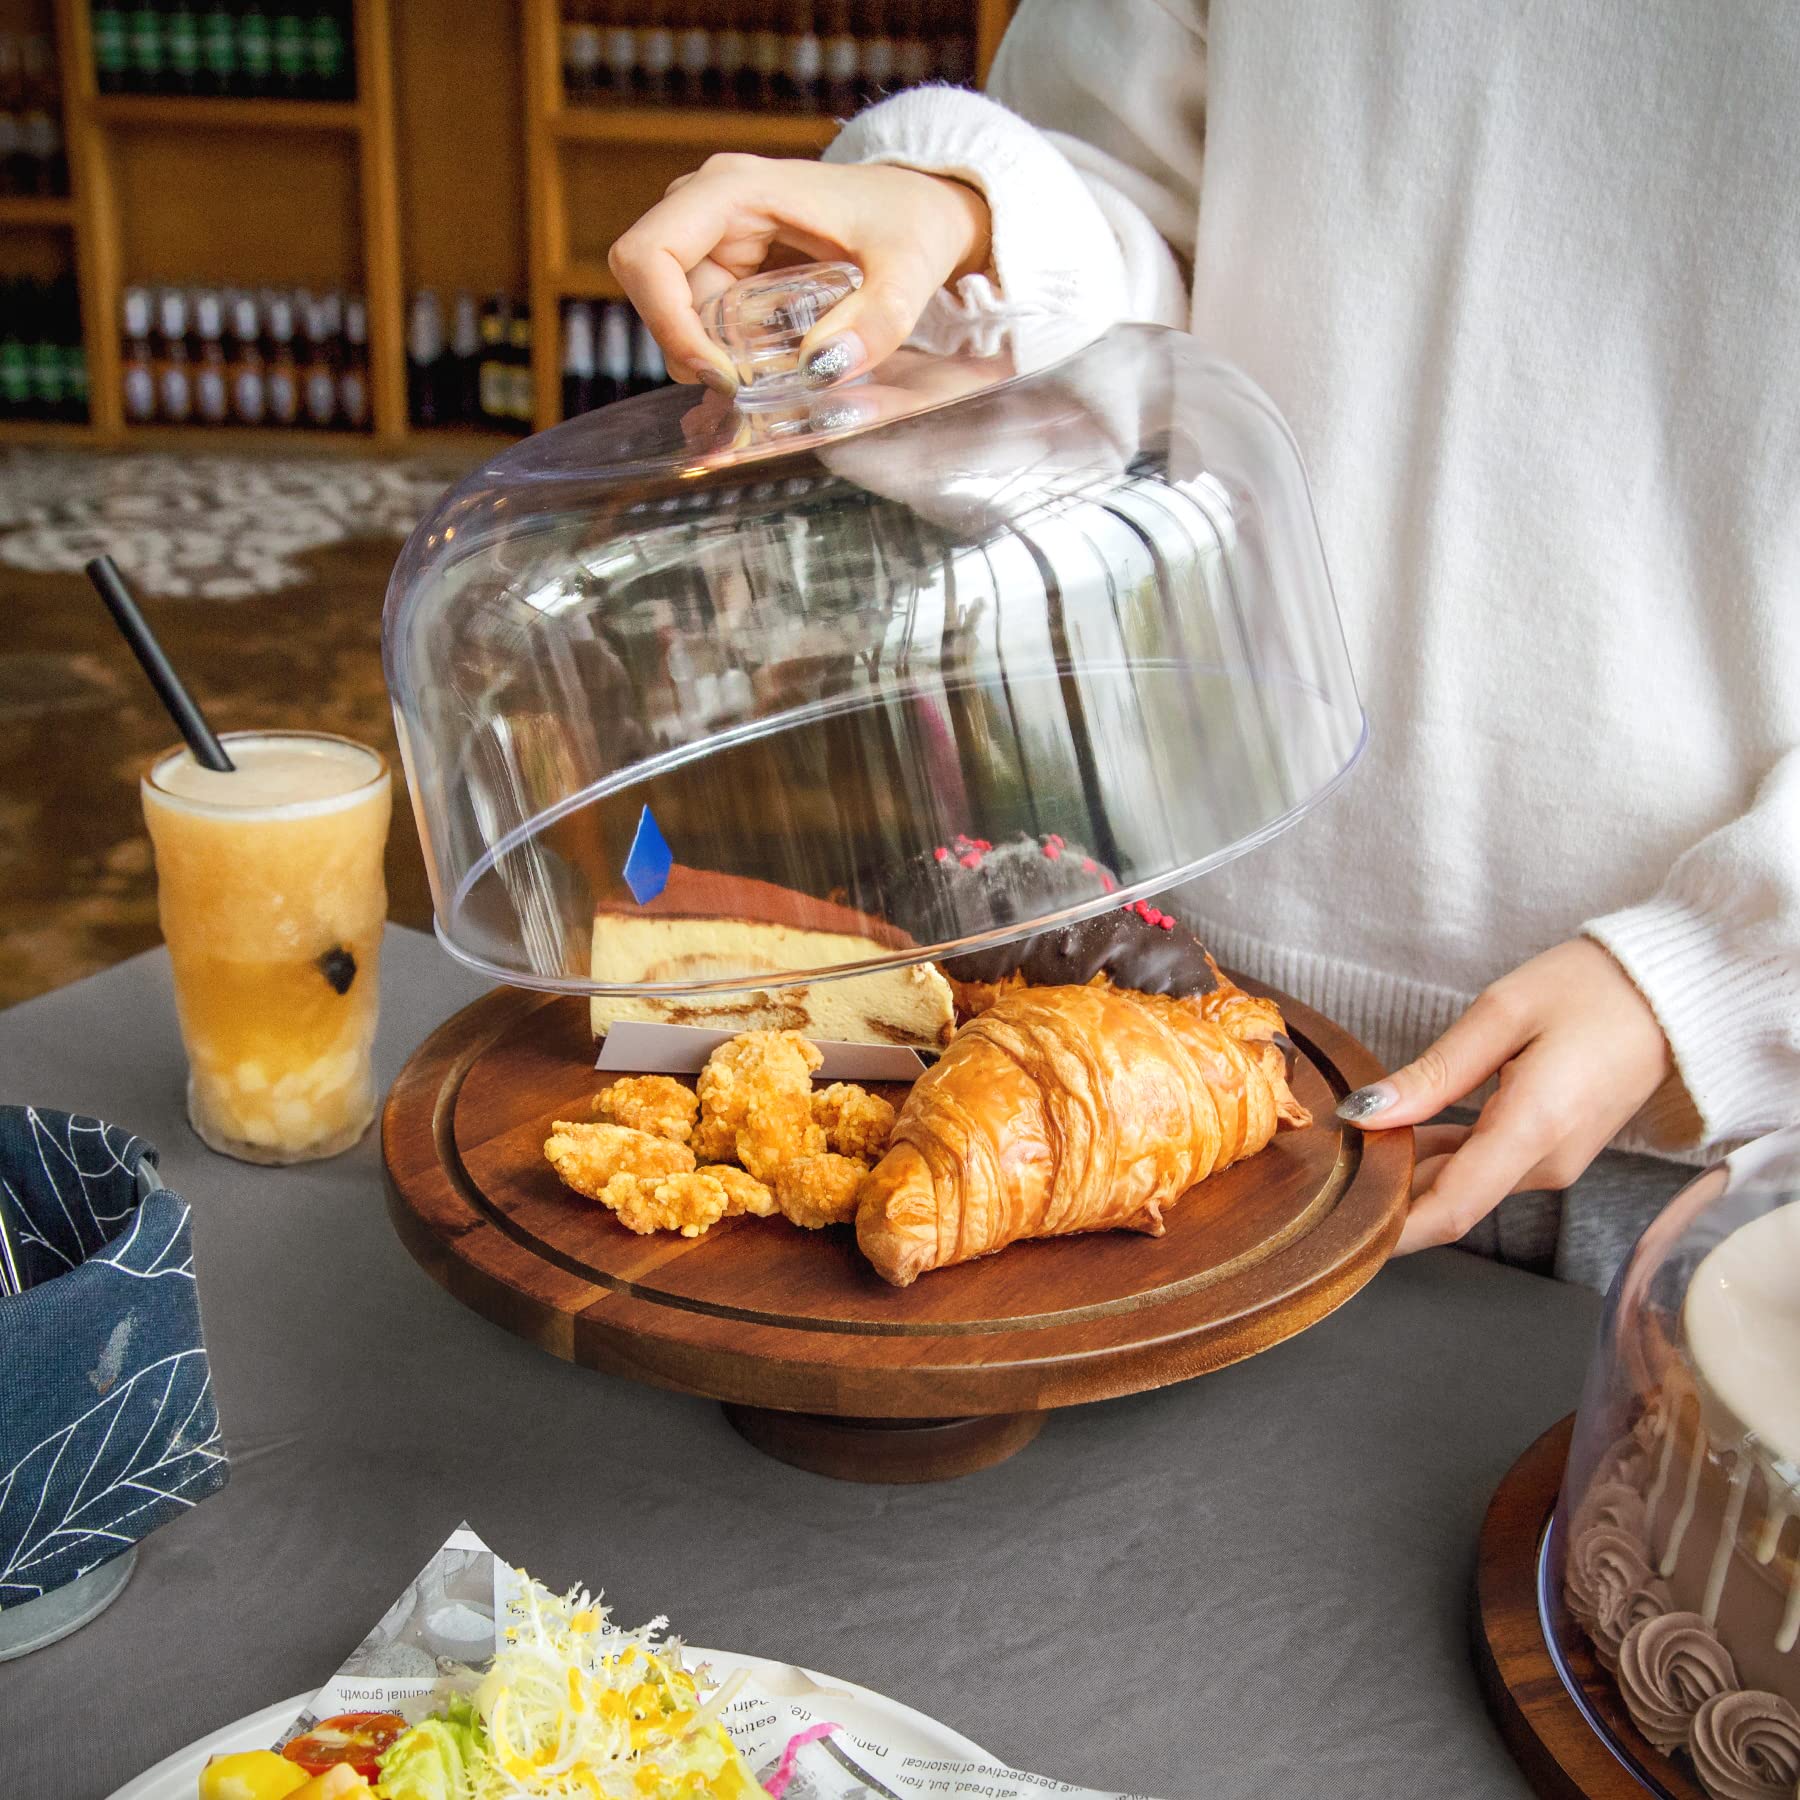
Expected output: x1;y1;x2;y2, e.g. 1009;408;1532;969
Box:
598;1019;924;1081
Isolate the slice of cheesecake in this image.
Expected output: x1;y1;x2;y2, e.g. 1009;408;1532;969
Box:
590;867;954;1051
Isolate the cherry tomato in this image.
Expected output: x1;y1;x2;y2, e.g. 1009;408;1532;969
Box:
279;1713;407;1781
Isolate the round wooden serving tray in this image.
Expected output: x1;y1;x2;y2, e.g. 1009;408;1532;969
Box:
1474;1415;1704;1800
383;982;1412;1483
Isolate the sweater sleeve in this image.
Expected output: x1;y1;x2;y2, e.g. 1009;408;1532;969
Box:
1585;747;1800;1151
821;0;1205;335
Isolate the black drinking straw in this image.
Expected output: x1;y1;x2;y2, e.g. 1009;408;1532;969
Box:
85;556;235;773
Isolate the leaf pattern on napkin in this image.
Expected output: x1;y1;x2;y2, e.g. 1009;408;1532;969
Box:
0;1106;227;1607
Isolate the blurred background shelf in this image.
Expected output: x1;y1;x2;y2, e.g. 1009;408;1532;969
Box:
0;0;1011;448
90;93;363;131
0;193;74;224
548;104;838;152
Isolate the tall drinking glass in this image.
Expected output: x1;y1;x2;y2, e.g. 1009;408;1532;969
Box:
142;730;391;1164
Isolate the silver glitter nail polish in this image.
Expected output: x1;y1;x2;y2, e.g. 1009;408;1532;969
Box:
1335;1085;1395;1122
805;340;855;382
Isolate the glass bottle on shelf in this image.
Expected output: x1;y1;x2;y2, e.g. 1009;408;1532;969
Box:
227;290;267;424
505;299;533;427
407;287;443;428
127;0;167;96
711;1;747;110
596;299;632;406
672;1;712;109
747;7;782;110
450;289;480;424
237;0;276;98
26;280;64;420
272;3;308;98
635;0;675;104
858;0;895;106
777;0;822;113
198;0;236;96
629;312;665;395
263;290;301;426
121;285;156;422
301;290;341;427
892;0;930;93
311;2;352;101
164;0;202;96
561;299;595;419
563;0;601;105
20;35;64;197
59;275;89;422
93;1;130;95
340;293;369;429
0;283;31;420
0;39;24;198
599;0;635;107
821;0;857;114
934;0;974;85
154;287;193;424
477;293;511;428
193;289;230;424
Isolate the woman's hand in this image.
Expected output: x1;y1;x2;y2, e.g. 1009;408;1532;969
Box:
608;155;991;394
1336;939;1675;1253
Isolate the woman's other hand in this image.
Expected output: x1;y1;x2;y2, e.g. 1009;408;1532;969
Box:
608;156;991;393
1336;939;1675;1253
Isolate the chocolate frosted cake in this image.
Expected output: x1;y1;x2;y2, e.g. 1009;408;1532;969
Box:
1562;1202;1800;1798
886;831;1199;990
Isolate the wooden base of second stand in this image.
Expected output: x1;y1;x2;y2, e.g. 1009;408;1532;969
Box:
1474;1414;1703;1800
722;1404;1044;1483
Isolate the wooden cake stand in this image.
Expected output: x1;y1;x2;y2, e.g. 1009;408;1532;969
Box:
1475;1416;1704;1800
383;981;1412;1483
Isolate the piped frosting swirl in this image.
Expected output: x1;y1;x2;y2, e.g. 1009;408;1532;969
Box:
1617;1611;1739;1753
1687;1689;1800;1800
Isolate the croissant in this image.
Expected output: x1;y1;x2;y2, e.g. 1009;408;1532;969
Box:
855;982;1311;1287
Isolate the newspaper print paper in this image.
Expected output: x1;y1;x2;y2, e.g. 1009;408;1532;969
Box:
276;1524;1141;1800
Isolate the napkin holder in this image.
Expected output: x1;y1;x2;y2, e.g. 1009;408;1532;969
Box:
0;1106;228;1658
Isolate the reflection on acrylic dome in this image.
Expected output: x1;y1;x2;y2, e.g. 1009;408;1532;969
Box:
381;264;1365;997
1549;1126;1800;1799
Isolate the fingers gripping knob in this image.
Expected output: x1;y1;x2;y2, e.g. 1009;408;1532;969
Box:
697;261;864;406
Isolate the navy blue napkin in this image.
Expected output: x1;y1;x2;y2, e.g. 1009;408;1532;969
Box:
0;1106;227;1607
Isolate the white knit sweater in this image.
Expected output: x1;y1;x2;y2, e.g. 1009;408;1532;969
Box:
826;0;1800;1157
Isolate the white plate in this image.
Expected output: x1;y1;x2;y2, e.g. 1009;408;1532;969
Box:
110;1647;999;1800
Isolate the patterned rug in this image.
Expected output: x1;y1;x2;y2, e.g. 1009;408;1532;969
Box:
0;447;454;600
0;446;477;1006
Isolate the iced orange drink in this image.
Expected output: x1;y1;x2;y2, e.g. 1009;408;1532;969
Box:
142;730;391;1164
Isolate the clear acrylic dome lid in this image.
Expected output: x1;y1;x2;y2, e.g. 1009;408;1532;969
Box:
1548;1126;1800;1796
383;263;1366;995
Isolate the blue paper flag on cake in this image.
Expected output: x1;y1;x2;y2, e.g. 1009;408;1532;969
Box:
623;804;672;905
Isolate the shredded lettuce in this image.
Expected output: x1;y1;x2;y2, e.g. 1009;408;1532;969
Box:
375;1577;762;1800
377;1696;482;1800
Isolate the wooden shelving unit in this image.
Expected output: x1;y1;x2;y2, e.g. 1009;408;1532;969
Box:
0;193;76;225
1;0;1012;451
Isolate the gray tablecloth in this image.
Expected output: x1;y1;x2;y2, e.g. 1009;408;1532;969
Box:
0;928;1601;1800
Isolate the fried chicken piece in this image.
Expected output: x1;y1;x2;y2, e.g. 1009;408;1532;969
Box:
690;1113;739;1165
811;1083;896;1162
696;1029;825;1180
770;1153;869;1229
599;1171;730;1237
593;1074;699;1143
700;1163;777;1218
544;1121;694;1202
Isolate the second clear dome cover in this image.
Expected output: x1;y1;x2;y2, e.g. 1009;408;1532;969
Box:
384;268;1366;997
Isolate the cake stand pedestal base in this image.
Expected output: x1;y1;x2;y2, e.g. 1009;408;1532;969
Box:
722;1405;1044;1483
383;984;1412;1487
1474;1414;1704;1800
